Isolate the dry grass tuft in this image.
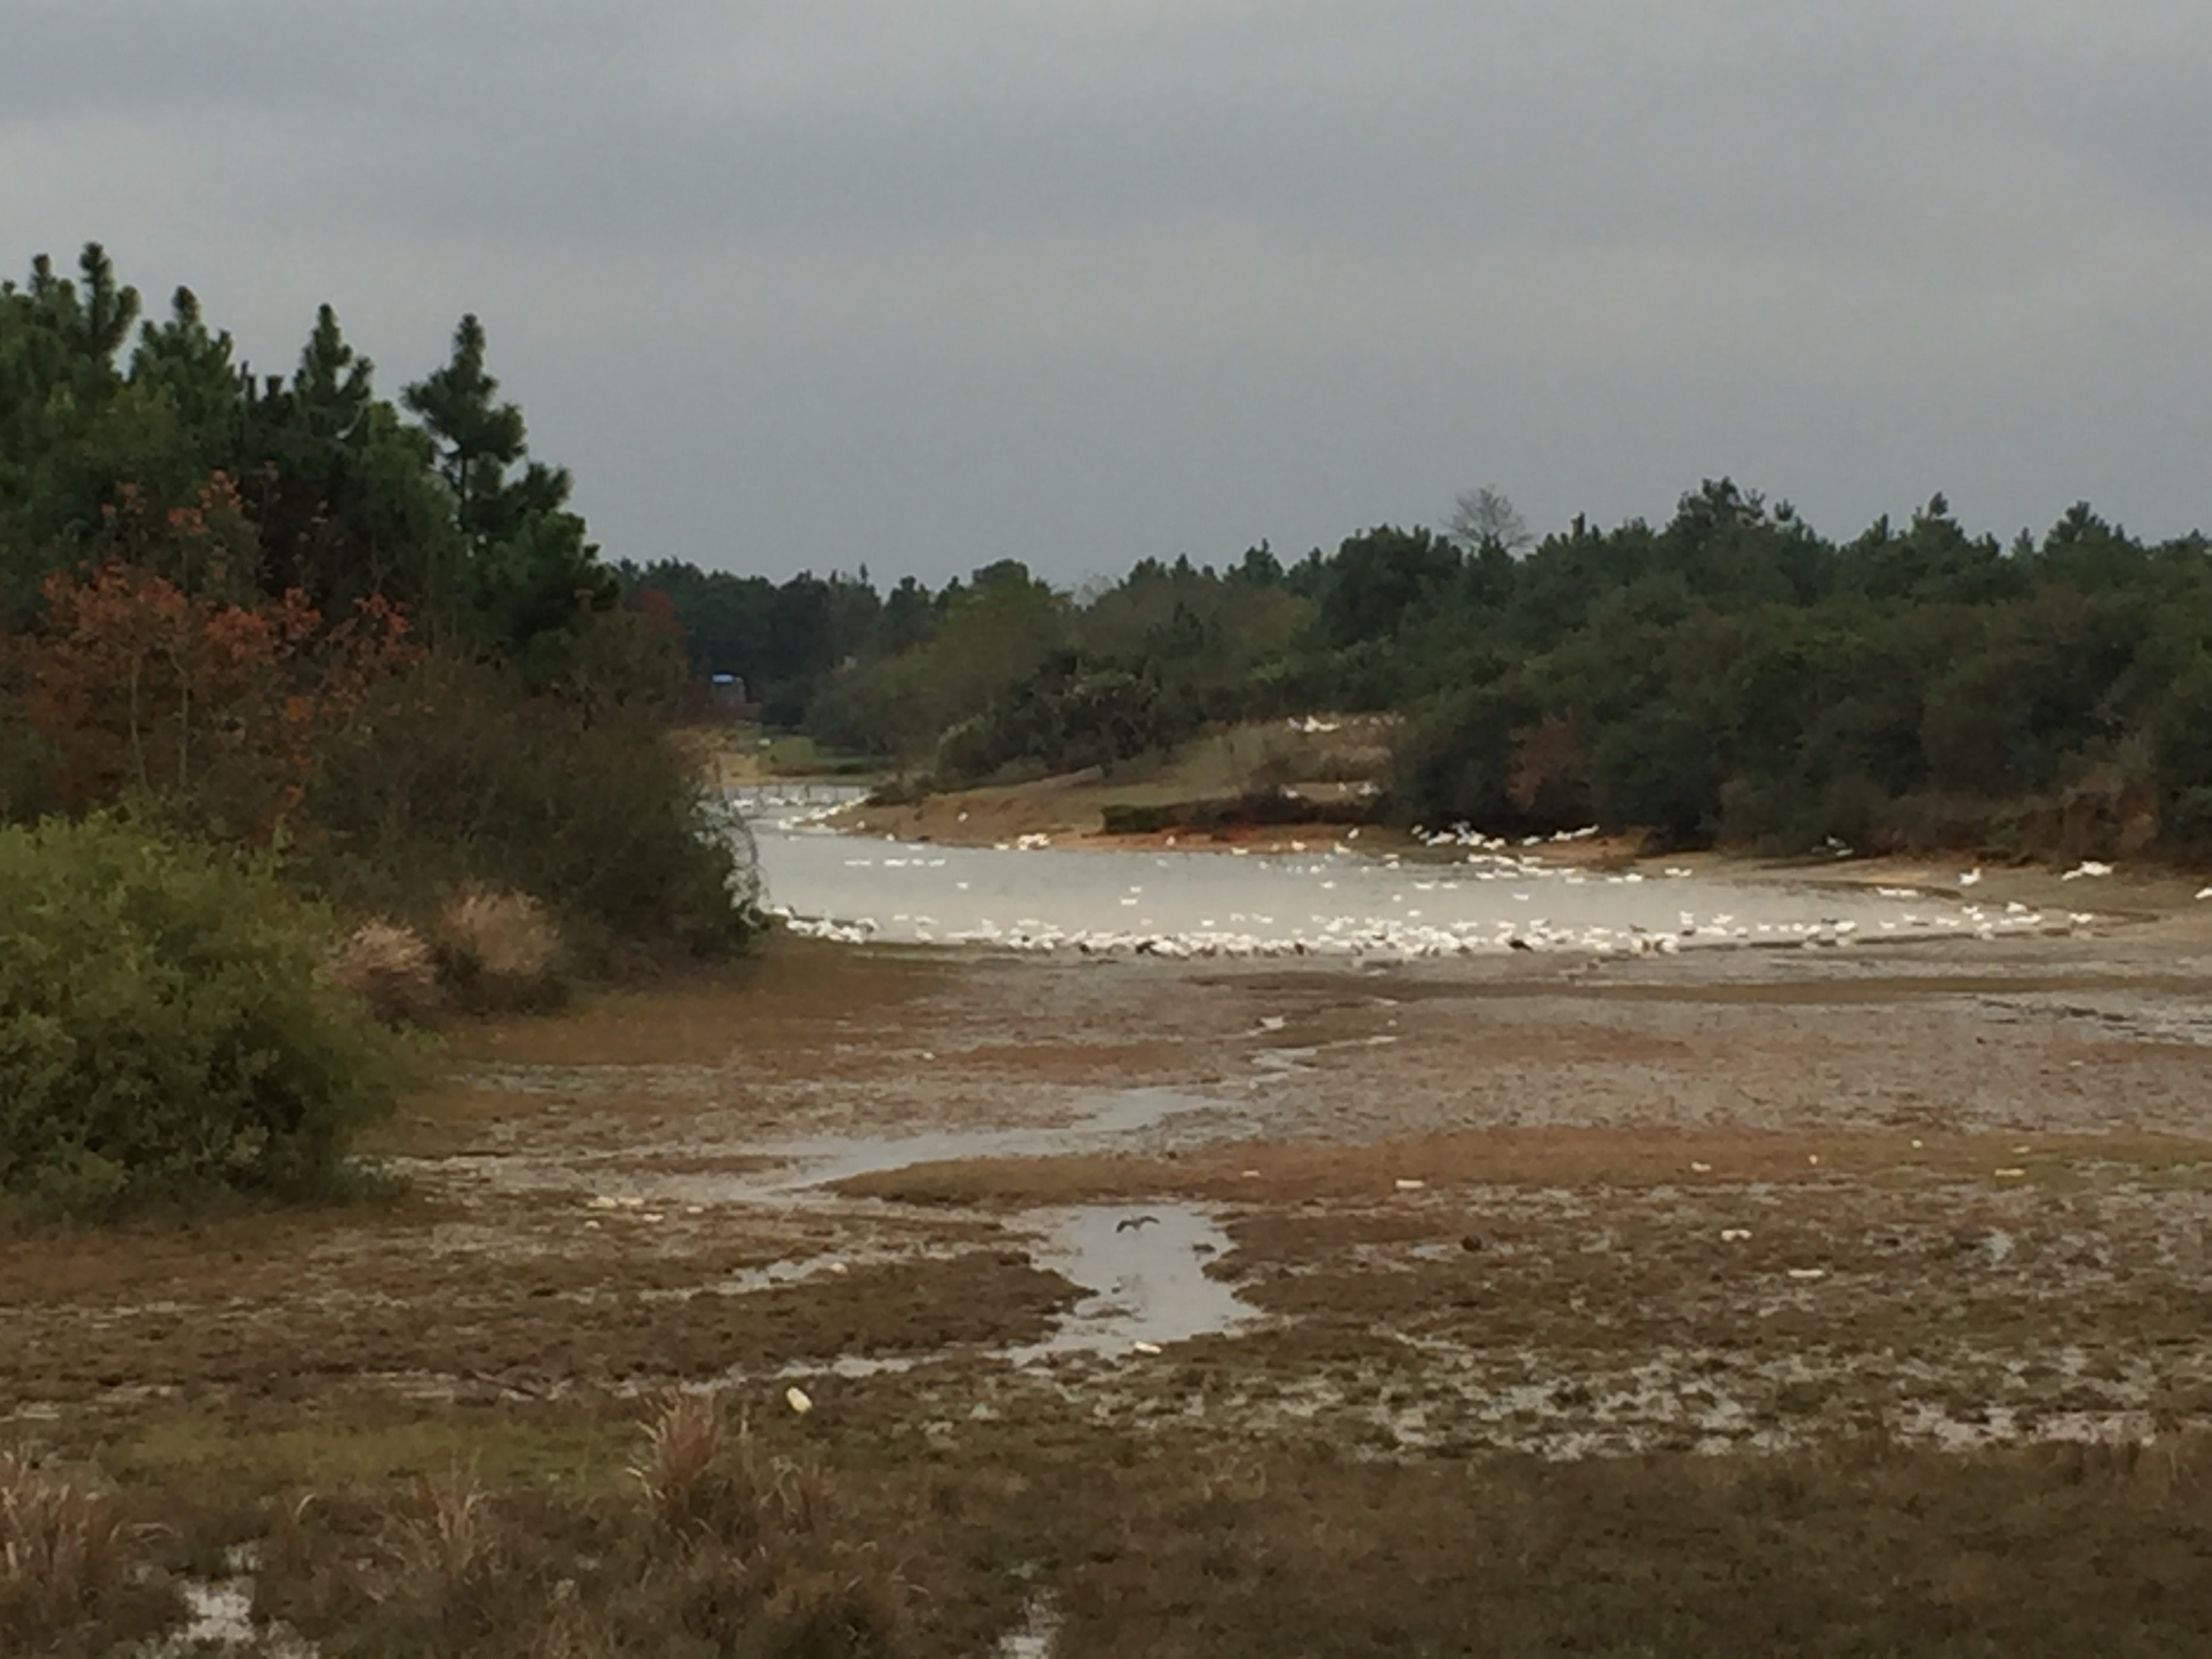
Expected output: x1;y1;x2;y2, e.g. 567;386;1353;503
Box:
630;1389;730;1539
0;1449;130;1610
325;917;443;1025
434;885;565;1011
630;1391;834;1556
624;1394;909;1654
390;1462;494;1587
0;1447;178;1650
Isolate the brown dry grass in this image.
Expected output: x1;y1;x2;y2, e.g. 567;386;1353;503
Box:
831;1126;2212;1208
0;1232;1073;1399
392;1462;495;1586
326;917;444;1025
236;1406;912;1658
59;1403;2212;1658
17;925;2212;1652
436;884;566;1011
439;943;949;1069
630;1391;729;1538
0;1448;179;1654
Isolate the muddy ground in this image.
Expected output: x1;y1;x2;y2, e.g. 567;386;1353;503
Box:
9;918;2212;1654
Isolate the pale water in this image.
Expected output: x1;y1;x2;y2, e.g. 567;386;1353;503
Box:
737;789;2063;959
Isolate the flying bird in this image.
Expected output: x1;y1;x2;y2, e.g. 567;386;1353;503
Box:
1116;1214;1161;1234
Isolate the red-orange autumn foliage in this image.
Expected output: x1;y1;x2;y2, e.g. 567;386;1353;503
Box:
92;472;262;591
24;561;419;841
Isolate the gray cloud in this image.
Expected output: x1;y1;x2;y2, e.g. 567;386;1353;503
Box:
5;1;2208;581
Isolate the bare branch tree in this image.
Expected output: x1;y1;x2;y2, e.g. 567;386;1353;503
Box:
1445;486;1532;558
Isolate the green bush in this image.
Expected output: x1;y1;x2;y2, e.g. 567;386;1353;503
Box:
0;816;402;1214
297;651;761;963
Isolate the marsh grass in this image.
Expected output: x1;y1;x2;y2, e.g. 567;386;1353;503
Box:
327;916;444;1025
831;1126;2212;1208
630;1391;730;1540
392;1463;496;1588
65;1408;2212;1657
0;1447;181;1655
436;885;568;1013
226;1401;911;1658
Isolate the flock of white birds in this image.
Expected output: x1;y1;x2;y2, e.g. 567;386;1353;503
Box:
743;790;2101;963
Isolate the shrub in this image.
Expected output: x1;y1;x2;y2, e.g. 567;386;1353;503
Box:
325;918;443;1026
299;650;761;963
433;886;564;1013
0;816;402;1213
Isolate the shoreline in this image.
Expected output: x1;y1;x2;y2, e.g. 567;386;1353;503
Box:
749;771;2212;939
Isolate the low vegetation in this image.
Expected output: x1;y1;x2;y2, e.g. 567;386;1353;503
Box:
236;1394;911;1659
28;1406;2212;1657
0;243;760;1213
0;815;402;1215
0;1447;181;1657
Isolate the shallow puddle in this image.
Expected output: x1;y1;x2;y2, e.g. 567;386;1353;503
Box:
658;1084;1225;1203
1009;1203;1258;1359
995;1593;1064;1658
156;1547;316;1657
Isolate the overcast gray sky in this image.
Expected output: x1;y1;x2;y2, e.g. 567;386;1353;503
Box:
6;1;2208;584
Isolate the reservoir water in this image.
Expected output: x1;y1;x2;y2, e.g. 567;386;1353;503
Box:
735;787;2060;959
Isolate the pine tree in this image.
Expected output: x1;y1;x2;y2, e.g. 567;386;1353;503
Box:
401;313;525;540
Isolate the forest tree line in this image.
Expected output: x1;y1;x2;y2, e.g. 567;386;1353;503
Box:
11;239;2210;872
0;243;746;958
636;483;2212;857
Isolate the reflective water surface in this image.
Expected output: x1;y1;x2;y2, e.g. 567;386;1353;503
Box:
739;789;2062;959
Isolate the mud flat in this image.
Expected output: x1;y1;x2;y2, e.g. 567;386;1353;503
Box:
10;924;2212;1653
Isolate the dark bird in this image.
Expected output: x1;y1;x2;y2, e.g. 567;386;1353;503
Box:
1115;1214;1161;1234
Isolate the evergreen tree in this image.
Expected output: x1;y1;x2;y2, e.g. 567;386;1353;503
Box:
402;313;525;541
